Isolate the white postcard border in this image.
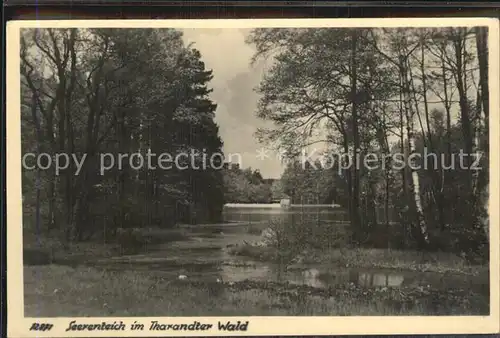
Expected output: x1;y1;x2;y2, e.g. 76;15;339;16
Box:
6;17;500;337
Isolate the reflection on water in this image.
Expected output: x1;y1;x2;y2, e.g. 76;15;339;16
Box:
96;251;486;294
90;206;487;295
216;206;487;291
219;264;329;288
100;249;485;293
222;205;349;224
356;271;404;287
217;264;485;293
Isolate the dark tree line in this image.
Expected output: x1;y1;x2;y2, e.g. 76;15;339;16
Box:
223;166;276;203
21;28;225;244
248;27;489;260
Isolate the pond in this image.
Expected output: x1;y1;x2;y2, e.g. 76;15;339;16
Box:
222;203;350;224
87;205;488;297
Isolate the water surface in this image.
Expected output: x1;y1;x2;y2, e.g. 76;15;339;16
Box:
89;205;487;295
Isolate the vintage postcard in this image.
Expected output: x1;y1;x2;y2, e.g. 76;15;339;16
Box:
6;17;500;336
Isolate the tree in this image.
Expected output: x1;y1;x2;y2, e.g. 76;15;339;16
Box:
248;28;396;243
222;166;273;204
270;180;287;201
248;27;489;257
21;28;226;243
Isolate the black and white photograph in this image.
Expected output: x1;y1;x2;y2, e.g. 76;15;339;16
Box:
6;18;500;336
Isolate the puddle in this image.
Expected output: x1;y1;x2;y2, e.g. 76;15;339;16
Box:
215;264;487;293
92;248;487;294
83;219;488;295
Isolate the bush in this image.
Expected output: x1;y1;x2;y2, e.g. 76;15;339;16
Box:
226;243;278;261
24;248;52;265
115;228;146;254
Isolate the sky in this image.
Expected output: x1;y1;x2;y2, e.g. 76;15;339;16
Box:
182;28;284;179
180;28;477;179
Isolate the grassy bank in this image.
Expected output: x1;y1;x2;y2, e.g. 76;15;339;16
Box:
227;244;487;276
297;248;488;275
23;233;119;265
24;265;488;316
23;227;191;265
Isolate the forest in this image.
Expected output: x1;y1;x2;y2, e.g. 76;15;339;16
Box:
247;27;490;261
223;165;285;203
21;28;225;243
21;27;490;263
19;25;492;319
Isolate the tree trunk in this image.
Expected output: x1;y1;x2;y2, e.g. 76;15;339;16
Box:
417;38;446;232
31;94;43;236
452;29;477;239
349;30;363;242
400;56;430;248
475;27;489;133
439;45;453;160
453;30;474;167
475;26;490;248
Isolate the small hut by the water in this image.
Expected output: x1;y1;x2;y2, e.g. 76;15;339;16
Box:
280;198;291;208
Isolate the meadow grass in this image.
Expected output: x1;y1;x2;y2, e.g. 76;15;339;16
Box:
24;265;487;317
23;227;192;264
299;248;487;275
227;243;487;276
22;223;489;317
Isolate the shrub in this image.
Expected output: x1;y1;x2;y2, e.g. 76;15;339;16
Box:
24;248;52;265
115;228;146;254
